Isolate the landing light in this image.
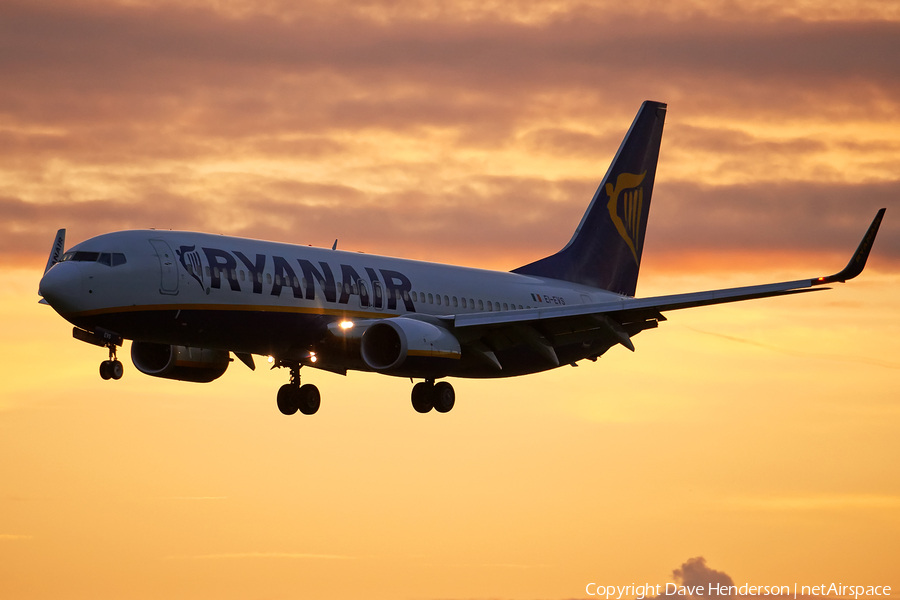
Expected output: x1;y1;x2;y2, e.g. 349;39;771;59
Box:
339;320;354;330
267;356;274;363
309;351;318;363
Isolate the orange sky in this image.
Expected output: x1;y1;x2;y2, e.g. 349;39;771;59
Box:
1;1;898;599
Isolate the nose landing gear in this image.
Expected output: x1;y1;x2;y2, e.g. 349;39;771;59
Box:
72;327;124;381
99;343;124;380
274;361;320;416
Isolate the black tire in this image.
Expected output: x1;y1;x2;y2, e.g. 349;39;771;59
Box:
411;382;433;413
110;360;124;380
99;361;112;380
298;384;321;415
433;381;455;413
277;384;298;415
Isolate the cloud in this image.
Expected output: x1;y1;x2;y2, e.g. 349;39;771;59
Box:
5;177;896;273
672;557;735;591
3;2;900;136
640;557;733;600
1;0;898;276
645;181;900;266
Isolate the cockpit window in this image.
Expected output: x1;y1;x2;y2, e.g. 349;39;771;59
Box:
70;251;100;262
59;251;127;266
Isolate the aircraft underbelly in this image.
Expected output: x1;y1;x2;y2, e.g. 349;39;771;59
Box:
71;309;329;358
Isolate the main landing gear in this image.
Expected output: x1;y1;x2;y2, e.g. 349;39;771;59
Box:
275;362;320;416
99;343;124;381
411;379;455;414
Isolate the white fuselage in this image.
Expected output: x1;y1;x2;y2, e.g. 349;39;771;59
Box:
40;229;624;377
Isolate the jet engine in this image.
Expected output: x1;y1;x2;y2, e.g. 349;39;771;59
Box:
360;317;461;377
131;341;230;383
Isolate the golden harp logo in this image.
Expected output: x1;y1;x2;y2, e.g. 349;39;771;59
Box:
605;171;646;265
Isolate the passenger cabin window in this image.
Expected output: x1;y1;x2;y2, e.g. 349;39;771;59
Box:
428;293;434;304
436;294;441;306
478;299;484;310
412;291;418;302
266;273;272;284
453;296;458;307
461;297;467;308
503;303;509;311
443;295;449;306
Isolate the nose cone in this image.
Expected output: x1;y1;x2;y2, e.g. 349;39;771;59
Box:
39;263;83;313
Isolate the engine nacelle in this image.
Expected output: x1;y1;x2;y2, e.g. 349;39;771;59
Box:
360;318;461;377
131;342;230;383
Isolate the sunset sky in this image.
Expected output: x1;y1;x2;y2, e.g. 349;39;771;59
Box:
1;1;898;599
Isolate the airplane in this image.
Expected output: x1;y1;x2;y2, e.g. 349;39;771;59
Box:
37;101;886;416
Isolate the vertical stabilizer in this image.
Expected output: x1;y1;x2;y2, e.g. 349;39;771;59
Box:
512;101;666;296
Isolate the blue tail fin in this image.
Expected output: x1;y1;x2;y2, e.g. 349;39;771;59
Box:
512;101;666;296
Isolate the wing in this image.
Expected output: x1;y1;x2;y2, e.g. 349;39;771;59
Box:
449;209;886;368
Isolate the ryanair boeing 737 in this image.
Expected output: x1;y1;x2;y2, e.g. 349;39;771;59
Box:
37;101;886;415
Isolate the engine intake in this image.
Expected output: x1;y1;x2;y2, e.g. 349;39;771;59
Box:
131;342;230;383
360;318;461;377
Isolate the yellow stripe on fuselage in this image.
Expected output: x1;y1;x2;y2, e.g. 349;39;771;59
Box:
407;349;461;359
62;302;405;320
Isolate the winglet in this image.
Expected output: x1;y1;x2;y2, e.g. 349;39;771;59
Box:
814;208;886;285
44;229;66;275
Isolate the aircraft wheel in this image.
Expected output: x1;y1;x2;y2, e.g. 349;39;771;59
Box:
99;361;112;380
110;360;124;380
433;381;455;413
298;384;321;415
277;384;298;416
411;382;433;413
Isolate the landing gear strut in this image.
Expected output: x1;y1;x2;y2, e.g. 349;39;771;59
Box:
275;362;320;416
99;343;124;381
411;379;455;413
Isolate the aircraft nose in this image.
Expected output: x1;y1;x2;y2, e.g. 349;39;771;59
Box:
39;263;83;312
